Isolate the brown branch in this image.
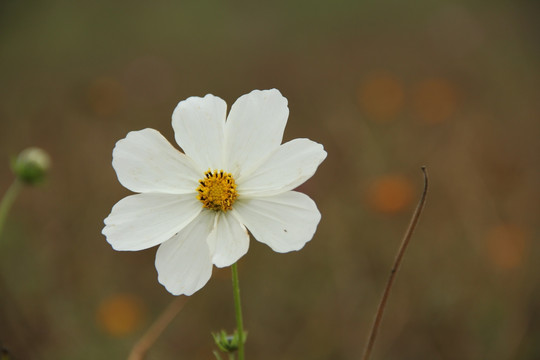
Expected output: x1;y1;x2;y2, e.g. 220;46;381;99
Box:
128;296;188;360
361;166;429;360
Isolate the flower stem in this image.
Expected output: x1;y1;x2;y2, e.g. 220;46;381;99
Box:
0;180;22;240
231;262;245;360
361;167;429;360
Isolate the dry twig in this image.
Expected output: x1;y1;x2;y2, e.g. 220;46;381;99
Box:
361;167;429;360
128;296;188;360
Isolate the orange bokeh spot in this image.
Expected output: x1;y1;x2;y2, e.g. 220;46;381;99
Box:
368;175;414;214
412;78;458;123
87;77;125;116
485;224;528;270
358;72;404;122
97;293;145;337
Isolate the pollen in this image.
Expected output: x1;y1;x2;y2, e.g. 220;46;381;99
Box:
196;170;238;212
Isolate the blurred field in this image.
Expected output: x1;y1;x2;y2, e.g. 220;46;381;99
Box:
1;1;539;359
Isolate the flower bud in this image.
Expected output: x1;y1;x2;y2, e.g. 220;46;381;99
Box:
212;329;247;353
11;147;51;185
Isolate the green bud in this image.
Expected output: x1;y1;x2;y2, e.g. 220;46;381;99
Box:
11;147;51;185
212;329;247;354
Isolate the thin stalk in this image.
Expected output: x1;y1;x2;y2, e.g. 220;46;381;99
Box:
361;167;429;360
231;262;245;360
0;180;22;239
128;296;187;360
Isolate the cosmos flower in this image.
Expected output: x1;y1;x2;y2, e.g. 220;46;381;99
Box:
103;89;326;295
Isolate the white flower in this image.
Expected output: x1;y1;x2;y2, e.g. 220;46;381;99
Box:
102;89;327;296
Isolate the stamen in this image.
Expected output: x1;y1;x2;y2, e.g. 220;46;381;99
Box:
196;169;238;212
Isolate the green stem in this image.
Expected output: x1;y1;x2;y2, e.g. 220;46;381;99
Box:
231;262;245;360
0;180;22;239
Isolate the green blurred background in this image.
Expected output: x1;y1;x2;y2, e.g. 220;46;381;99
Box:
1;0;539;359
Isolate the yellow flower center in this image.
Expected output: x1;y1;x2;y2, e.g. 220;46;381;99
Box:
196;170;238;212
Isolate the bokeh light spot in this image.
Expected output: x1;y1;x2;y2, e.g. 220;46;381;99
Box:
87;77;125;116
484;224;528;270
412;78;458;123
97;293;145;337
367;175;414;214
358;72;404;122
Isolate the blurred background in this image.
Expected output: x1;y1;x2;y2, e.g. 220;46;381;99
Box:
0;0;539;359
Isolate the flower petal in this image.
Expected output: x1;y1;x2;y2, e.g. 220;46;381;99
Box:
103;193;202;251
112;128;201;194
224;89;289;178
206;211;250;268
155;213;214;296
233;191;321;253
172;94;227;171
237;138;327;197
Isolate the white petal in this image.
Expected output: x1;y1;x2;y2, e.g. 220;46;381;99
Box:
112;128;201;194
155;213;214;296
172;94;227;171
233;191;321;253
206;211;250;268
224;89;289;178
238;138;327;197
103;193;202;251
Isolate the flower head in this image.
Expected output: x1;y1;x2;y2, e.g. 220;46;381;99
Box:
102;89;327;296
